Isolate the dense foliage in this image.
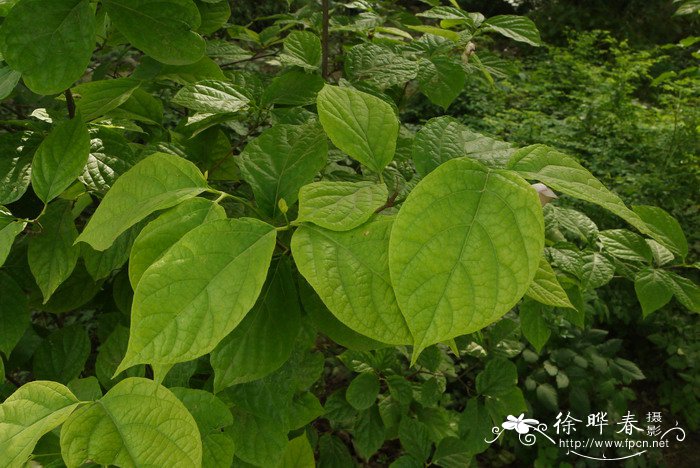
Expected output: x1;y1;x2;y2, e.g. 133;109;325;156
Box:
0;0;698;467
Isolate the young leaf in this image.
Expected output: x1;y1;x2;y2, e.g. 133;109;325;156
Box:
412;117;515;176
634;268;674;317
30;117;90;203
128;197;226;287
76;152;209;251
0;381;79;467
281;30;322;70
33;325;90;384
0;272;29;357
417;56;466;109
633;205;688;259
519;300;551;352
296;181;388;231
103;0;205;65
317;85;398;173
0;0;95;95
292;216;413;345
345;43;419;89
28;200;80;302
59;378;202;468
73;78;141;122
277;434;315;468
599;229;653;263
482;15;542;47
117;218;277;371
172;79;250;114
210;257;301;391
238;122;328;218
525;256;575;308
79;128;139;195
389;158;544;359
580;252;615;289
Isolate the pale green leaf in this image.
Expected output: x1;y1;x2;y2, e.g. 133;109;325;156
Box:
292;216;413;345
389;158;544;358
580;252;615;289
30;117;90;203
417;56;465;109
0;0;95;95
317;85;398;173
28;200;80;302
412;117;515;176
0;272;28;357
210;257;301;391
507;145;662;243
634;268;674;317
407;24;461;42
0;65;20;99
633;205;688;259
519;300;551;352
666;272;700;312
0;381;79;468
76;152;209;251
281;31;322;70
525;256;574;308
482;15;542;46
599;229;653;263
172;79;250;114
73;78;141;122
277;434;315;468
0;133;33;204
296;181;388;231
646;239;675;266
345;43;418;89
128;197;226;287
118;217;276;370
346;372;380;410
82;222;142;281
238;122;328;218
79;128;138;195
60;378;202;468
0;208;25;267
103;0;205;65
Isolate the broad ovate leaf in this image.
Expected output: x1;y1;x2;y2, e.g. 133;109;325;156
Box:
31;117;91;203
117;218;276;371
128;197;226;288
389;158;544;358
280;30;322;70
0;381;79;467
413;117;515;176
580;252;615;289
317;85;398;173
60;378;202;468
172;79;250;114
417;56;465;109
296;181;388;231
103;0;205;65
482;15;542;46
633;205;688;259
292;216;413;345
634;268;674;317
0;0;95;95
73;78;141;122
238;122;328;218
76;152;209;251
507;145;662;243
525;256;574;309
344;43;419;90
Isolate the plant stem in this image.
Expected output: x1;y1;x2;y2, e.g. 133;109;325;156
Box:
64;89;76;119
321;0;330;79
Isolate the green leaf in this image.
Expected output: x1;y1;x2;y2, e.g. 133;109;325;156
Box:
292;216;412;345
317;85;398;173
0;65;21;99
281;31;322;70
611;358;645;382
30;117;90;203
535;383;558;411
412;117;515;176
633;205;688;259
507;145;662;243
117;217;276;371
580;252;615;289
95;325;146;390
196;0;230;35
353;405;385;460
76;152;209;251
128;197;226;287
417;56;465;109
210;257;301;391
525;256;575;309
318;434;354;468
238;122;328;218
458;398;491;455
345;43;418;89
647;239;674;266
261;70;325;106
599;229;653;263
0;208;25;267
171;388;235;468
229;407;288;467
482;15;542;46
33;325;90;384
0;133;33;204
111;88;164;124
519;300;551;352
277;434;315;468
398;417;431;462
67;377;102;401
666;272;700;312
635;270;674;318
0;0;95;95
103;0;205;65
296;181;388;231
73;78;141;122
432;437;473;468
59;377;202;468
82;222;141;281
28;200;80;302
0;381;79;467
0;272;28;357
346;372;380;410
476;357;518;397
389;158;544;358
172;79;250;113
79;128;138;195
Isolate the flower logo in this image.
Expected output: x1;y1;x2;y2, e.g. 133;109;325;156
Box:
502;414;540;434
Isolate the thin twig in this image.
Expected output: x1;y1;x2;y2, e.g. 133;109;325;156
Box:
321;0;330;79
64;89;76;119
